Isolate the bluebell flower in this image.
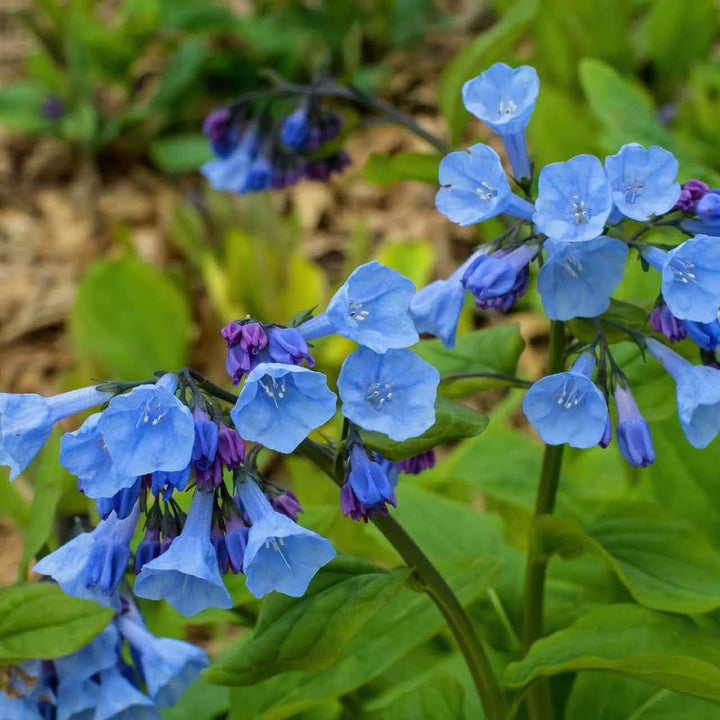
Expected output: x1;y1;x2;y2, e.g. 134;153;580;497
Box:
0;690;44;719
297;262;419;353
56;678;100;720
98;374;194;478
462;63;539;179
643;235;720;323
151;467;190;498
202;108;236;158
397;449;436;474
522;353;609;448
649;302;686;342
191;409;218;473
236;478;335;598
614;385;655;467
646;337;720;448
340;480;395;523
271;488;303;521
34;504;140;610
94;668;159;720
337;347;439;441
681;191;720;236
267;326;315;366
538;237;628;320
281;107;310;150
53;623;120;683
533;155;612;242
117;615;208;707
96;477;143;520
230;363;336;454
224;512;249;574
435;144;535;226
347;443;395;506
60;413;136;499
134;489;232;616
223;321;268;385
201;127;261;194
604;143;681;221
134;527;162;574
0;385;110;481
599;414;613;448
684;317;720;351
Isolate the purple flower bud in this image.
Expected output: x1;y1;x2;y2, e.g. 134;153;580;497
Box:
225;322;269;384
211;522;230;574
217;426;245;469
281;107;310;150
267;327;315;367
674;179;709;212
340;481;395;523
225;514;249;574
221;321;244;347
615;385;655;467
203;108;236;158
397;449;436;475
271;488;303;521
649;303;686;343
196;456;224;492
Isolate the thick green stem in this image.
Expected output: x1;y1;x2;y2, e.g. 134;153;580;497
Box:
522;320;566;720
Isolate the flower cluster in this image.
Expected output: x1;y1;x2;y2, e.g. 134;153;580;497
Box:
0;599;207;719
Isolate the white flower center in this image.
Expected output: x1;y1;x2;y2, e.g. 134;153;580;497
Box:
498;99;518;116
624;178;645;204
262;377;288;408
571;195;589;225
476;181;497;201
348;301;369;321
366;382;393;409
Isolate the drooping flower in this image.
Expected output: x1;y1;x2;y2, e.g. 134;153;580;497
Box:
646;337;720;448
684;317;720;352
462;63;539;179
201;126;261;195
397;449;436;474
191;409;218;473
96;477;143;520
347;442;395;506
97;374;194;478
0;385;110;481
522;353;609;448
649;302;686;342
224;321;269;384
34;504;140;610
435;143;535;227
614;385;655;467
230;363;336;454
94;668;159;720
533;154;612;242
537;237;628;320
674;179;709;212
224;511;249;574
271;488;303;521
643;235;720;323
134;489;232;616
297;262;419;353
53;623;120;683
236;478;335;598
337;347;439;441
280;106;310;150
216;425;245;469
604;143;681;221
267;326;315;366
340;480;395;523
203;108;236;158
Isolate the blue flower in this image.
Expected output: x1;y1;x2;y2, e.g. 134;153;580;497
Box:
134;489;232;616
646;338;720;448
462;63;539;179
34;504;140;610
94;668;159;720
533;155;612;242
53;623;120;683
236;478;335;598
98;374;194;478
538;237;628;320
681;191;720;236
117;615;208;707
435;143;535;226
0;385;109;481
56;678;101;720
338;347;439;441
649;302;686;342
203;108;236;158
267;326;315;366
280;107;310;150
522;353;609;448
347;442;395;506
201;127;260;194
191;409;218;472
684;318;720;351
604;143;681;221
0;691;44;719
230;363;336;454
96;477;142;520
614;385;655;467
297;262;419;353
60;413;136;499
643;235;720;323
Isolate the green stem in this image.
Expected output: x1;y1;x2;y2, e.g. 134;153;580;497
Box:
522;320;566;720
298;439;506;720
440;371;532;388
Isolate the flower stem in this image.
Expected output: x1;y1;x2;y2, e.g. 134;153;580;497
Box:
522;320;566;720
440;371;532;388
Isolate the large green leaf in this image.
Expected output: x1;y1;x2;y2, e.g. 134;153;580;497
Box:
206;557;409;685
535;502;720;614
505;604;720;702
161;677;230;720
362;397;488;461
363;152;441;186
367;672;466;720
415;324;525;398
0;584;112;663
71;255;192;378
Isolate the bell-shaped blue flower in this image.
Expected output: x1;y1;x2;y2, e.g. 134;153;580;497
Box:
34;504;140;610
643;235;720;323
191;409;218;472
604;143;681;221
522;353;609;448
134;489;232;616
533;154;612;242
201;127;260;195
0;691;44;719
681;191;720;236
94;668;158;720
435;143;535;226
98;374;194;478
230;363;336;454
280;107;310;150
56;677;100;720
267;327;315;366
117;615;208;707
646;338;720;448
54;623;120;684
462;63;539;179
337;347;439;441
0;385;110;481
297;262;419;353
538;237;628;320
60;413;137;499
347;443;395;506
614;385;655;467
236;478;335;598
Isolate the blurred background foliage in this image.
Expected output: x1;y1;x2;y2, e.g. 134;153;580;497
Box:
2;0;720;718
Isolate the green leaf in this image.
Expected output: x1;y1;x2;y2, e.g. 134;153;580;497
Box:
363;152;441;186
568;298;648;345
439;0;539;141
535;502;720;614
415;324;525;398
150;134;214;174
0;584;112;663
151;36;207;111
361;397;488;461
0;81;53;133
161;677;230;720
70;255;191;378
206;558;410;685
505;603;720;702
367;672;466;720
565;672;720;720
